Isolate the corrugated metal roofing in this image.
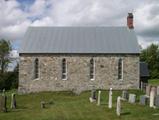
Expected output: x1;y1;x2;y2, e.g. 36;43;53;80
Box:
20;26;140;54
140;62;149;77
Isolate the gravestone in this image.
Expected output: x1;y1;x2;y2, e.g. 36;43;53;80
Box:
41;101;45;108
89;89;96;103
116;96;121;116
0;95;7;112
140;95;149;105
150;87;155;107
122;90;129;100
97;90;101;106
157;86;159;95
128;94;136;103
11;93;16;109
146;85;151;96
2;89;5;95
155;95;159;107
91;89;96;100
108;88;112;108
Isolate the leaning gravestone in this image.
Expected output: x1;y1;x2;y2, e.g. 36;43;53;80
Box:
11;93;16;109
122;90;129;100
140;95;149;105
155;95;159;107
128;94;136;103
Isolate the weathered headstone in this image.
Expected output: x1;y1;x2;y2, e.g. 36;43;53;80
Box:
150;87;155;107
41;101;45;108
11;93;16;109
89;89;96;103
97;90;101;106
146;85;151;96
157;86;159;95
91;89;96;100
122;90;129;100
0;95;7;112
140;95;149;105
0;96;3;112
116;96;121;116
2;89;5;95
128;94;136;103
155;95;159;107
108;88;112;108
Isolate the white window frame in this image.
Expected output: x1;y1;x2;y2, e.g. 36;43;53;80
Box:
90;58;95;80
118;58;123;80
62;58;67;80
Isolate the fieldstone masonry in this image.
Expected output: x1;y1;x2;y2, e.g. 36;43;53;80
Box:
18;54;139;94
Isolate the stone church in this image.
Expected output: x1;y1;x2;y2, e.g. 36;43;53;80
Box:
18;13;140;94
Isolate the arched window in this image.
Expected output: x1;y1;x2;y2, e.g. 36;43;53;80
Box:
118;58;123;80
62;58;67;80
90;58;95;80
34;58;39;79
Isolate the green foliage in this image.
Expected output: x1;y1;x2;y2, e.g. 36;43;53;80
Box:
0;39;18;90
0;90;159;120
140;44;159;78
0;39;12;74
0;67;18;90
148;79;159;85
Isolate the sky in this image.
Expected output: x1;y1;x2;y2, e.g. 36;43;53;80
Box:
0;0;159;56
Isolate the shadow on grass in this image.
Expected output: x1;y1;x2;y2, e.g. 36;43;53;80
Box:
121;112;131;116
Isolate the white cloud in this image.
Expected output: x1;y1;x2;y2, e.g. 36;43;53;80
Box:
31;17;54;26
9;50;19;59
138;36;159;49
0;0;159;49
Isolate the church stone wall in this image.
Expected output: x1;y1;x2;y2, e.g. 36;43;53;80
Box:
18;54;139;94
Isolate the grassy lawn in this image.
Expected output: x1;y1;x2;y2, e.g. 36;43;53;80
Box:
0;90;159;120
148;79;159;86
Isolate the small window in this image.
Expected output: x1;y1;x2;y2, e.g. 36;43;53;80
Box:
118;58;123;80
90;58;95;80
62;58;67;80
34;58;39;79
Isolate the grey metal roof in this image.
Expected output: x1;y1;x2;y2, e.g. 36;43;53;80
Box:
140;62;150;77
20;26;140;54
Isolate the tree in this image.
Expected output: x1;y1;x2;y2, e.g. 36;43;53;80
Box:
140;44;159;78
0;39;12;73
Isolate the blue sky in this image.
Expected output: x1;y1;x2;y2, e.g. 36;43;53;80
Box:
0;0;159;53
17;0;35;11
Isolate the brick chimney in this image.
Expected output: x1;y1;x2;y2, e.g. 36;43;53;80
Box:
127;13;134;29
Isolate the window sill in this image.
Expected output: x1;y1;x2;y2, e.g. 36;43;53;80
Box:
118;79;123;81
62;79;67;81
90;79;95;81
33;78;40;81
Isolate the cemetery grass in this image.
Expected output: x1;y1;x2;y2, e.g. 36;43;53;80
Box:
149;79;159;85
0;90;159;120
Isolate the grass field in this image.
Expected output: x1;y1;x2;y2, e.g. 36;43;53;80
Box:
0;90;159;120
148;79;159;86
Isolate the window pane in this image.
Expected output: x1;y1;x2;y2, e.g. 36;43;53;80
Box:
118;58;123;80
34;58;39;79
90;58;94;79
62;58;67;80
